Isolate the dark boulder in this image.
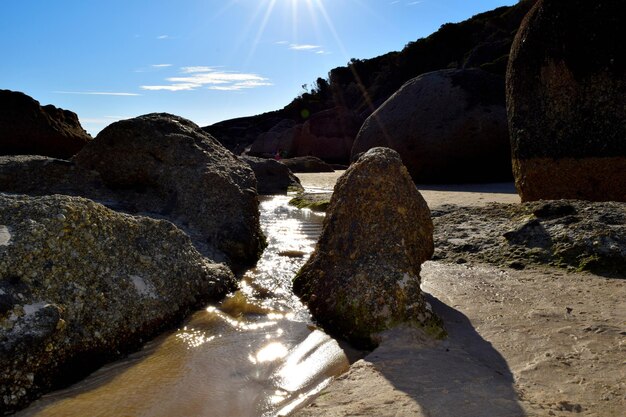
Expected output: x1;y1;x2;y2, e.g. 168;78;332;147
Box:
293;148;440;347
280;156;334;173
0;194;236;413
0;90;91;159
73;113;265;267
506;0;626;202
240;156;303;195
351;68;511;183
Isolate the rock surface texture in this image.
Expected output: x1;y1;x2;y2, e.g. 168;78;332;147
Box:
73;113;264;266
293;148;438;347
351;68;511;183
432;200;626;275
0;90;92;159
0;156;105;198
240;156;303;195
506;0;626;201
0;194;236;414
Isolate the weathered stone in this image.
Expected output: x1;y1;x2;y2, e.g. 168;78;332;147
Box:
0;194;236;413
73;113;265;267
0;90;92;158
506;0;626;201
432;200;626;275
293;147;438;347
0;155;105;198
240;155;303;195
351;68;511;183
280;156;334;173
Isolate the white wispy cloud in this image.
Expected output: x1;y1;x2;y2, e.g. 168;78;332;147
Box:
54;91;140;96
289;43;322;51
151;64;172;68
278;42;329;55
407;1;424;5
157;35;169;39
140;67;272;92
180;66;216;74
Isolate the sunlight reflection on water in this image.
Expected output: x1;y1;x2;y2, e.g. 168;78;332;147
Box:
16;194;348;417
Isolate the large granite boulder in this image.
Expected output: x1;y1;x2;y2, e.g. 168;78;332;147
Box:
0;90;92;159
73;113;265;267
506;0;626;202
280;156;334;173
351;68;511;183
293;148;439;347
291;107;363;164
240;156;303;195
0;194;236;413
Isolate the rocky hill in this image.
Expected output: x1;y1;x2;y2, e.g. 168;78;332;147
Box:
203;0;537;163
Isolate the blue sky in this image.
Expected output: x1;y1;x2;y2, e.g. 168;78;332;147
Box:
0;0;515;135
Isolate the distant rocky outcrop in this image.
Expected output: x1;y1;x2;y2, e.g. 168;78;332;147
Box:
240;156;303;195
280;156;334;173
0;194;236;414
73;113;265;267
293;148;440;347
352;68;511;183
506;0;626;201
432;200;626;276
0;90;92;159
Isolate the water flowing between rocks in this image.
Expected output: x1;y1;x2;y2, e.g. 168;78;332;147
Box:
17;191;350;417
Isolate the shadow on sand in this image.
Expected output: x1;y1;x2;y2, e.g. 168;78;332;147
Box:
367;293;525;417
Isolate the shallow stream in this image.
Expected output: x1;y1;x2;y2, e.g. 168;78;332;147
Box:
17;192;349;417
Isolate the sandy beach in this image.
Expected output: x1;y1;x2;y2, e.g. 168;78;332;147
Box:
293;171;625;417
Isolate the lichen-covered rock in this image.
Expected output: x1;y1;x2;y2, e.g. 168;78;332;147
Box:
506;0;626;202
0;90;92;159
293;147;439;347
280;156;334;173
240;156;303;195
351;68;511;183
73;113;265;267
0;193;236;414
432;200;626;275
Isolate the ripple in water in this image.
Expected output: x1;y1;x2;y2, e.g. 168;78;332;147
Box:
17;195;348;417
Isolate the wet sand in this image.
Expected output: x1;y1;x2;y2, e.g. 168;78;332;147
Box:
293;172;625;417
